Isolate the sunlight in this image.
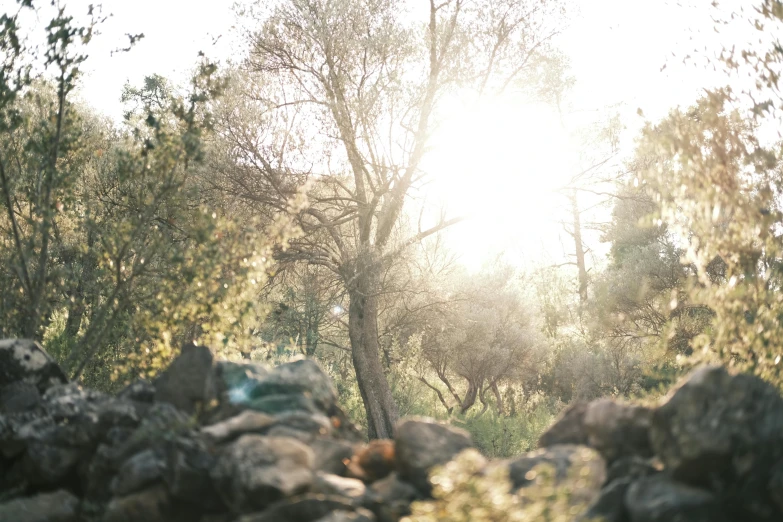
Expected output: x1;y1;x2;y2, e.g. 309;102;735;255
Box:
423;96;576;270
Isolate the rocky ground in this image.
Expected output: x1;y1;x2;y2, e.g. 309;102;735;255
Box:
0;338;782;521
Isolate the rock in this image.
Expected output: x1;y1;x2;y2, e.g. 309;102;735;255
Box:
154;343;215;414
366;472;421;522
216;360;337;416
650;366;783;519
394;418;472;493
0;339;68;393
769;460;783;512
201;410;276;442
238;495;370;522
216;361;270;396
311;472;367;502
256;360;338;410
270;411;333;438
0;381;42;413
113;402;191;462
22;440;83;486
111;448;164;496
579;478;631;522
347;439;395;483
0;489;79;522
244;393;323;415
507;444;605;507
606;456;660;485
624;476;728;522
583;399;653;462
538;402;589;448
118;379;156;403
310;438;356;476
163;435;225;511
211;435;314;514
103;484;171;522
315;510;376;522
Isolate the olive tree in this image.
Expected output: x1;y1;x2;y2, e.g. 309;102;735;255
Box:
214;0;567;438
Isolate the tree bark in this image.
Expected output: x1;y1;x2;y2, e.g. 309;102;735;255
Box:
347;252;399;439
570;189;589;303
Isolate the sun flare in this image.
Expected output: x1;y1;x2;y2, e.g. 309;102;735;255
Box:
424;96;575;269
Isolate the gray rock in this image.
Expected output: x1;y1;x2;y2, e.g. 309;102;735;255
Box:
162;435;224;510
103;484;171;522
311;472;367;502
237;495;369;522
113;402;191;462
0;489;79;522
315;510;376;522
650;366;783;519
201;410;276;442
273;411;333;438
583;399;653;462
118;379;156;403
111;449;164;496
211;435;314;514
311;438;356;476
394;418;472;493
22;440;83;485
606;455;660;484
579;478;631;522
0;339;68;393
769;460;783;512
217;360;337;416
154;343;215;414
538;402;589;448
366;472;421;522
256;360;337;410
625;476;727;522
0;381;42;413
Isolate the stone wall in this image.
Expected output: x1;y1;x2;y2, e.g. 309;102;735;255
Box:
0;338;781;521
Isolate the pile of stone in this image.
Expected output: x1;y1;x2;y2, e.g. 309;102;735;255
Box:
537;365;783;522
0;338;782;522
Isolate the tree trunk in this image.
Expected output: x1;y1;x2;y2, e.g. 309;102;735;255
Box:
459;380;479;414
570;189;589;303
491;381;505;416
347;253;399;439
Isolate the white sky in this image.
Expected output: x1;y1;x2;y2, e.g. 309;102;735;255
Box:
4;0;753;271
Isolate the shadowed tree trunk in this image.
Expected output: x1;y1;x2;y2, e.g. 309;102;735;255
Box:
570;189;589;303
347;250;398;439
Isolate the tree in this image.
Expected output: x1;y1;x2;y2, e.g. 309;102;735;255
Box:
633;0;783;384
0;3;290;387
212;0;567;438
419;264;538;416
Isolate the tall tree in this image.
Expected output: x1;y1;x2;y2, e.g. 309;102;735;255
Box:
213;0;566;438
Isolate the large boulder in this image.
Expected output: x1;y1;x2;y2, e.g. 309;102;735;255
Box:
215;359;338;417
583;399;653;462
0;489;79;522
394;418;472;494
237;495;374;522
154;343;215;414
0;339;67;393
538;402;589;448
650;365;783;519
624;475;728;522
110;448;164;497
103;484;172;522
211;434;315;514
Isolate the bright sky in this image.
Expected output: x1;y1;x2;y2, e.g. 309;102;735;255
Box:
7;0;749;271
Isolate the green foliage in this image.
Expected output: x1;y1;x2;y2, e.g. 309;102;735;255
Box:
404;449;594;522
457;397;558;458
0;3;297;389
